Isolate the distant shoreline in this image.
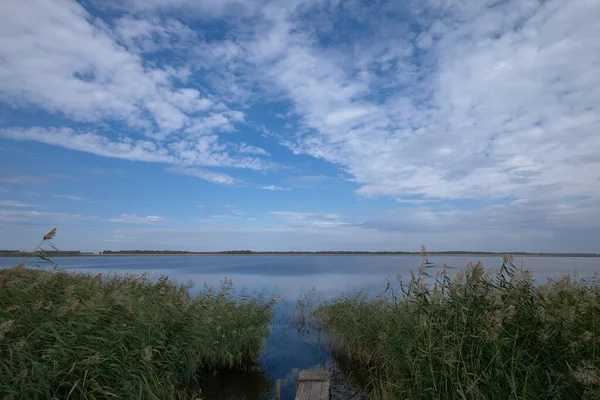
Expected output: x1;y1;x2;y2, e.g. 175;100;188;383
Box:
1;253;598;258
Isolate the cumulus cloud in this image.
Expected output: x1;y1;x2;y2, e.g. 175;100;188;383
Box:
206;0;599;243
0;0;269;178
250;0;600;204
0;0;202;133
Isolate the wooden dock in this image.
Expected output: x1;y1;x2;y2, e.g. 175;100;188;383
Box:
295;370;330;400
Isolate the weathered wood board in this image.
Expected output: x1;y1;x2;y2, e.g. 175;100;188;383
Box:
295;370;330;400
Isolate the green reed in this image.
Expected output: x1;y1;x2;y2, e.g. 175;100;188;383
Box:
311;254;600;399
0;233;276;399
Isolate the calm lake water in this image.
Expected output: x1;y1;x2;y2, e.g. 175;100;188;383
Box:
2;255;599;399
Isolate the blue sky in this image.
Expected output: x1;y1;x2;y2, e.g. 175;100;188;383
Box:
0;0;599;252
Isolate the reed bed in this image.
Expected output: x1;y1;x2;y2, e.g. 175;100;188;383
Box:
311;254;600;399
0;230;275;399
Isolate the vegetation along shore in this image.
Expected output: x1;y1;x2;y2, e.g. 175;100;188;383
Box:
2;229;599;399
0;230;277;399
298;253;600;399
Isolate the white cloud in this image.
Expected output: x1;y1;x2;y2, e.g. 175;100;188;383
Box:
237;142;269;156
1;127;175;163
54;194;84;201
0;174;51;186
250;0;600;207
396;198;440;205
0;209;97;222
270;211;340;222
101;0;264;19
1;127;269;170
0;200;35;207
166;167;235;185
0;0;207;133
90;223;596;253
1;0;599;249
113;16;200;55
325;107;372;126
0;0;267;173
109;214;165;224
209;215;240;220
360;196;600;245
258;185;289;191
2;218;597;253
221;205;246;216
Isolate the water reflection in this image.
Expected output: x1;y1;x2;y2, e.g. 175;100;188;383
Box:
196;367;275;400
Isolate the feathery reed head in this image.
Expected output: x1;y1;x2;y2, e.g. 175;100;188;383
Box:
43;228;57;241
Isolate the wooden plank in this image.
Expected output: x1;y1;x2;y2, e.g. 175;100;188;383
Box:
298;370;329;382
295;382;309;400
309;381;323;399
320;379;330;399
295;370;330;400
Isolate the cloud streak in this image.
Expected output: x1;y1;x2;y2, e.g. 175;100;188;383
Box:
166;167;235;185
0;201;35;207
108;214;165;224
0;174;51;186
0;209;98;222
270;211;340;222
54;194;84;201
258;185;289;191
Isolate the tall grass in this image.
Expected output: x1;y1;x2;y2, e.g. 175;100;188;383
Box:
0;229;276;399
311;253;600;399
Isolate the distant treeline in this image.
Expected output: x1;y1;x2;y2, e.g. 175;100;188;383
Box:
2;250;598;257
101;250;254;255
99;250;600;257
0;250;82;257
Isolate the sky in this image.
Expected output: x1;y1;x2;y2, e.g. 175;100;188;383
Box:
0;0;599;253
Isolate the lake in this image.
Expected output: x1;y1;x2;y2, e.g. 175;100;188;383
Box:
2;255;599;399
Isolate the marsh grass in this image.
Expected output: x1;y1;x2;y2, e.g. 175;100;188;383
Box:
0;230;276;399
309;253;600;399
